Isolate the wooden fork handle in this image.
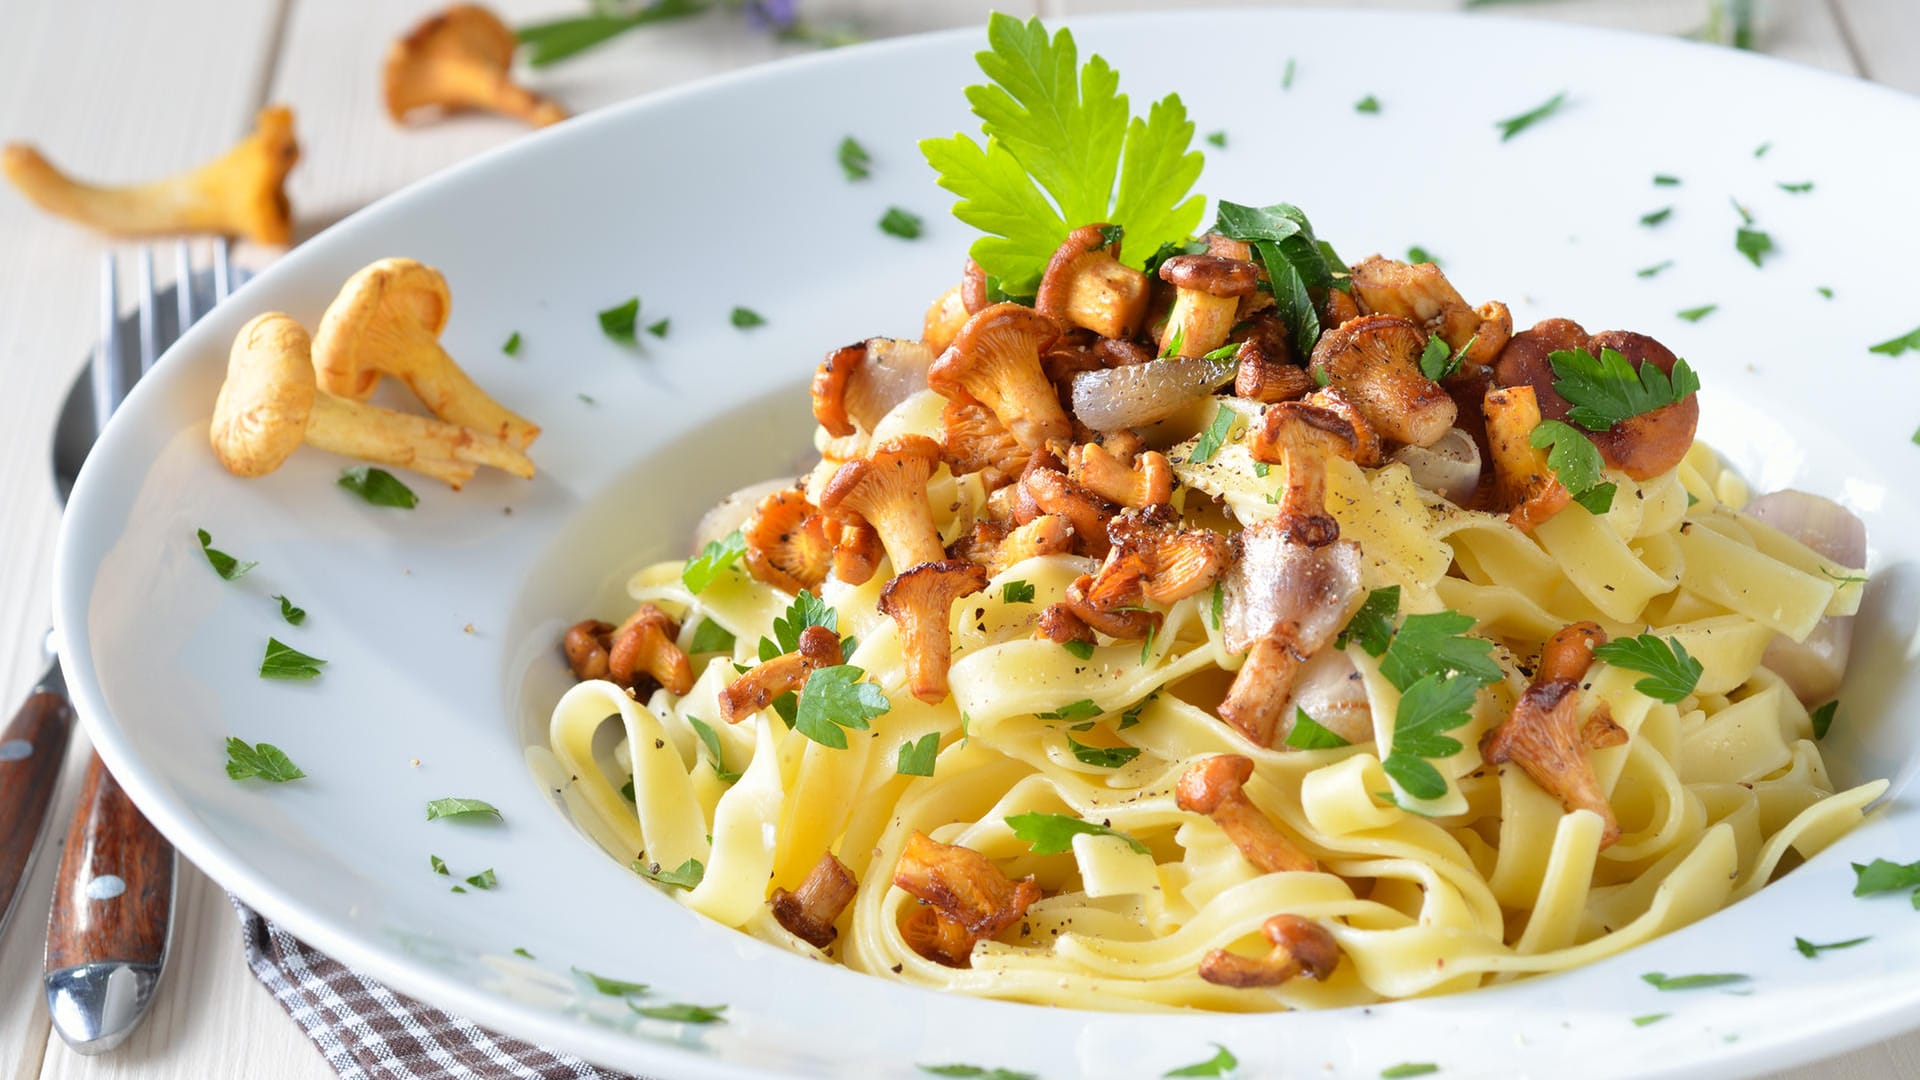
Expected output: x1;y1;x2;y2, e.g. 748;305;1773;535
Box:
0;688;75;939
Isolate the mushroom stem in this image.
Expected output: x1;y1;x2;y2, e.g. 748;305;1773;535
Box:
1175;754;1316;874
607;604;693;695
770;852;858;948
1198;914;1341;988
306;393;533;486
820;436;947;574
1249;402;1359;549
1482;384;1571;532
3;106;298;243
718;625;844;723
878;560;989;704
1217;638;1305;746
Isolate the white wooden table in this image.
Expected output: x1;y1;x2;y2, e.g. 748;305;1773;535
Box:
0;1;1913;1076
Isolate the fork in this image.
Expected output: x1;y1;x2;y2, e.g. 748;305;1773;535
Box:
34;241;232;1053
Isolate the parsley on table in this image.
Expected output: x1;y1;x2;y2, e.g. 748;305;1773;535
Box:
919;1065;1036;1080
1795;935;1869;958
1641;971;1749;991
687;716;739;783
425;797;501;822
688;618;736;654
1189;402;1236;463
896;732;940;777
1165;1043;1238;1077
260;638;326;680
729;306;765;328
1212;200;1343;360
1639;207;1673;227
1002;580;1035;604
838;135;871;180
1778;180;1814;194
1736;226;1774;267
1632;1013;1669;1027
1205;130;1227;148
918;13;1206;293
224;738;305;782
1731;198;1754;226
1495;90;1565;141
630;1001;726;1024
880;207;924;239
1653;174;1681;186
683;530;746;594
502;331;521;356
464;868;498;890
1852;858;1920;896
572;967;648;997
273;594;306;626
633;856;705;890
1593;634;1702;703
1062;639;1095;660
1677;304;1717;323
1007;811;1149;855
793;665;890;749
647;317;670;338
1548;346;1700;431
1067;734;1140;768
1381;1065;1439;1078
1336;586;1399;656
1354;95;1381;114
197;528;256;580
1530;419;1618;515
1036;699;1102;721
1381;673;1482;800
1810;700;1837;740
1868;325;1920;357
1636;260;1674;279
338;466;418;508
598;297;640;343
1286;709;1352;750
1379;611;1501;690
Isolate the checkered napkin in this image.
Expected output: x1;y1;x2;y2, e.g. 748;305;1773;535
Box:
231;897;638;1080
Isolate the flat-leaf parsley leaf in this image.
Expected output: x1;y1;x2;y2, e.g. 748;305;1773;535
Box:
196;528;257;580
1164;1043;1238;1077
897;732;940;777
1006;811;1149;855
260;638;326;680
838;135;871;180
1495;90;1566;141
225;738;305;782
1529;419;1617;515
1548;346;1700;432
1641;971;1749;991
273;594;306;626
880;206;924;239
598;297;640;343
426;797;501;822
338;466;418;508
683;530;746;594
1868;325;1920;357
793;665;891;749
1066;734;1140;768
633;856;705;890
1381;673;1483;800
1593;634;1703;703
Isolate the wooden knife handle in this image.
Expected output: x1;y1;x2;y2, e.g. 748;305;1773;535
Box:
44;751;175;973
0;690;74;932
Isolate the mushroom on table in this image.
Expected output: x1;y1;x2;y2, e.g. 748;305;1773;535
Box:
385;4;569;127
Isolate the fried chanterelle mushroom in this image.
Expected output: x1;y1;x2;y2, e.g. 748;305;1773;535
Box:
893;831;1042;968
1198;914;1341;989
1481;621;1628;845
771;852;859;948
718;624;844;723
4;106;298;243
385;4;568;128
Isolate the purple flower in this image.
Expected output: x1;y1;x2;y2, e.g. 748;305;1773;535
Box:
746;0;798;31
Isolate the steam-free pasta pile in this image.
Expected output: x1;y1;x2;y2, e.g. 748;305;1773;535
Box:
547;229;1879;1010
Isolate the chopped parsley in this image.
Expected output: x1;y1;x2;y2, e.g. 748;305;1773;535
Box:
1036;699;1102;721
630;1001;726;1024
338;466;418;508
1205;130;1227;148
1852;858;1920;897
1007;811;1149;855
880;206;924;240
1062;639;1095;660
1736;226;1775;267
430;855;448;875
1868;325;1920;357
729;306;765;328
1381;673;1483;800
1530;419;1617;515
1593;634;1703;703
224;738;305;783
1639;207;1673;227
1795;935;1869;958
1677;304;1717;323
1209;581;1224;631
1001;580;1036;604
1548;346;1700;431
1754;141;1772;158
838;135;871;180
273;594;306;626
502;331;521;355
1336;586;1399;656
1189;403;1236;463
1285;709;1352;750
1164;1044;1238;1077
1067;734;1140;768
1653;174;1681;186
463;868;498;890
1160;323;1186;359
260;638;326;680
1778;180;1813;194
919;1065;1035;1080
512;947;534;959
1635;260;1675;279
687;716;740;783
1811;700;1837;740
1354;95;1381;114
597;297;640;343
897;732;940;777
1641;972;1749;991
683;530;746;594
1212;200;1343;361
1494;90;1565;141
647;317;670;338
1379;611;1502;690
197;528;257;580
688;618;736;655
793;665;890;749
633;856;705;890
1632;1013;1669;1027
761;591;839;660
918;13;1205;293
1381;1066;1439;1079
573;967;648;996
1282;58;1296;89
425;797;501;822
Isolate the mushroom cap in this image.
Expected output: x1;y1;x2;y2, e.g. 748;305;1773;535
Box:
218;106;299;246
1308;313;1457;447
211;312;318;478
819;434;943;513
1175;754;1255;815
384;4;516;118
929;303;1069;451
1492;318;1700;480
878;559;989;623
1157;254;1260;298
312;257;452;400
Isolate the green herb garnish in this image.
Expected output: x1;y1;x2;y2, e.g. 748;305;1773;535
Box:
1795;935;1869;958
633;856;705;890
1336;586;1399;656
1036;699;1102;721
1640;207;1673;227
516;2;706;67
1354;95;1381;114
1381;673;1482;800
272;594;306;626
338;466;418;508
1530;419;1617;515
1495;90;1565;141
1632;1013;1669;1027
1852;858;1920;896
1006;811;1149;855
1212;200;1342;361
1653;174;1680;186
647;317;670;338
1641;971;1749;991
512;947;533;959
920;1065;1036;1080
573;967;648;996
195;528;256;580
260;638;326;680
464;868;498;890
224;738;305;782
1285;709;1352;750
1778;180;1813;194
730;306;765;328
598;298;640;343
1869;326;1920;357
838;135;871;180
1379;610;1502;690
1637;260;1674;278
1594;634;1703;703
1205;130;1227;148
1189;403;1236;463
1736;226;1774;267
1066;734;1140;768
425;797;501;822
1062;639;1095;660
430;855;448;875
896;732;940;777
1811;700;1837;740
630;1001;727;1024
1677;304;1717;322
1165;1043;1238;1077
689;619;736;655
793;665;890;749
1002;580;1036;604
687;716;740;783
1381;1065;1439;1079
1548;346;1700;432
880;207;924;239
683;530;746;594
502;331;521;355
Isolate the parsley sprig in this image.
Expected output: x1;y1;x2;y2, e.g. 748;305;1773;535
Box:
1211;200;1346;362
225;738;305;783
1548;347;1700;431
1593;634;1703;703
1006;811;1148;855
793;665;891;749
1529;420;1617;515
1363;608;1503;801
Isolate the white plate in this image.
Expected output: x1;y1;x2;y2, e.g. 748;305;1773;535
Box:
51;10;1920;1079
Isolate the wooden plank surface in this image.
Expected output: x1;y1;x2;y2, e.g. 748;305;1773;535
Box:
0;1;1913;1078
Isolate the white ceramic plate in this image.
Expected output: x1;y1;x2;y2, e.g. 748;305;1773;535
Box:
51;10;1920;1078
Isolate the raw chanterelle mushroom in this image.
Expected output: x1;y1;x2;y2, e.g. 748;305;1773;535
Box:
385;4;568;128
2;106;298;244
210;312;534;489
312;258;541;450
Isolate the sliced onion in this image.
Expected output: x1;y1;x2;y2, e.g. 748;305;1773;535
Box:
847;338;935;431
1287;649;1374;745
1222;532;1363;656
1745;490;1867;705
1070;356;1235;431
1390;427;1482;505
690;476;795;556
